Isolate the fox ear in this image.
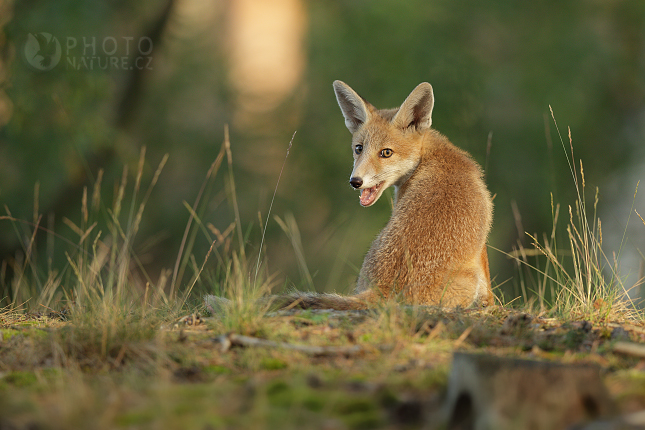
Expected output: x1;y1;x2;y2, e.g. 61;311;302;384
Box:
392;82;434;131
333;80;371;133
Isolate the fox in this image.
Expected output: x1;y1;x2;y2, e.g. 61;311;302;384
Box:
206;81;494;313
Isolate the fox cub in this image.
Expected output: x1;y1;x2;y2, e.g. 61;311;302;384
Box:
206;81;494;312
327;80;495;309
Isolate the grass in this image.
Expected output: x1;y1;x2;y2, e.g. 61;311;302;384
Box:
499;109;643;324
1;125;645;429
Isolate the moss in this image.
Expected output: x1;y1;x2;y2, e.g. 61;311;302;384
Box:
204;364;231;375
172;400;203;416
174;383;212;401
335;398;376;415
302;395;325;412
167;350;187;365
342;411;383;430
419;365;450;389
266;380;290;396
0;329;21;340
376;387;398;408
266;380;293;408
115;410;156;427
260;357;288;370
4;371;38;387
41;367;63;380
298;311;330;325
12;321;43;328
563;328;588;350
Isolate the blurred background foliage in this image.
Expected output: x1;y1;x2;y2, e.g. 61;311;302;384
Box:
0;0;644;303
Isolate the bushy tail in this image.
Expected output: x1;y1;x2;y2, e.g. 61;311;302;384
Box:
205;290;376;314
266;290;376;311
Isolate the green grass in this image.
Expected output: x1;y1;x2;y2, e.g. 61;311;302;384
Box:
1;128;645;428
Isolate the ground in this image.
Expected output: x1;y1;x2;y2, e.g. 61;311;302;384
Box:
1;304;644;429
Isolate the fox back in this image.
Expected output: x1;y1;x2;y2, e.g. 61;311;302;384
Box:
334;81;494;307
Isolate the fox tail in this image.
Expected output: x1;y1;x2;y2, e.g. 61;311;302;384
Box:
267;290;376;310
205;290;376;314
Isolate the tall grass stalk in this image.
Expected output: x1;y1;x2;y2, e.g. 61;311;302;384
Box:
505;110;642;322
254;130;296;285
224;125;246;259
170;139;226;299
0;129;300;367
274;213;315;291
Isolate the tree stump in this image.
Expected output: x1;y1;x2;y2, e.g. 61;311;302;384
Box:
446;352;616;430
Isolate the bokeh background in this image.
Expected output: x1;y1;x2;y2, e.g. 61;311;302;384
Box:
1;0;644;303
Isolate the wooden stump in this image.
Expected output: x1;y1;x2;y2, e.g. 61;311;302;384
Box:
446;352;616;430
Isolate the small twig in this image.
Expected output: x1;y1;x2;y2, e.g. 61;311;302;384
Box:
282;296;304;311
216;333;387;357
113;344;128;366
636;210;645;227
427;320;445;341
607;323;645;336
453;326;473;348
39;303;57;313
613;341;645;359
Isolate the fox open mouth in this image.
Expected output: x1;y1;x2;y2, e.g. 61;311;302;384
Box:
359;181;385;207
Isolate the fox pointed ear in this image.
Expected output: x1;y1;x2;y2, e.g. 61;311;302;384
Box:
392;82;434;131
333;80;371;133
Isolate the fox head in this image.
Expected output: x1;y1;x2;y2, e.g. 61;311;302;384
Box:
333;81;435;207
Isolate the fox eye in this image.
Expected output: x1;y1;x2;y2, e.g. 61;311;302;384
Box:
380;148;393;158
354;145;363;155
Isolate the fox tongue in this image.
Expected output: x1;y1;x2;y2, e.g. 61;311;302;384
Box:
360;186;378;206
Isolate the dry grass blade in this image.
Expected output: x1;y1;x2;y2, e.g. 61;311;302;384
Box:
10;214;43;305
254;130;296;284
274;213;314;291
636;210;645;227
91;169;103;212
613;341;645;358
132;153;168;235
500;109;644;322
224;124;245;259
171;144;225;298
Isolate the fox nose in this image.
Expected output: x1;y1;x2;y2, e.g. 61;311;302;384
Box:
349;177;363;189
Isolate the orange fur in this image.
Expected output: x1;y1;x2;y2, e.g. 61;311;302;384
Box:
278;82;493;310
337;81;493;309
208;82;494;312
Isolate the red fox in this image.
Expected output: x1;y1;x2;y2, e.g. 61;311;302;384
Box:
206;81;494;312
332;80;494;308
